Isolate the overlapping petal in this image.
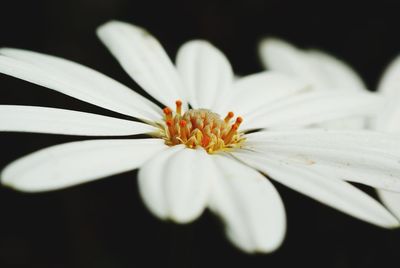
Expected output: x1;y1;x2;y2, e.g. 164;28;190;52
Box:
0;48;161;121
209;154;286;253
2;139;167;192
0;105;157;136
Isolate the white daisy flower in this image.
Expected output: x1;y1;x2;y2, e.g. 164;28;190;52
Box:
1;21;400;253
259;38;400;222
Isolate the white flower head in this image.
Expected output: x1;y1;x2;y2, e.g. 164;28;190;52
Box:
1;21;400;253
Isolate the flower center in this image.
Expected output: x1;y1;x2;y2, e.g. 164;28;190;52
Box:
159;100;245;153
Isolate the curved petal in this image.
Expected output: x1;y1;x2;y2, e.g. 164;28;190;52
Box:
377;189;400;219
220;71;309;118
97;21;185;108
175;40;233;111
0;105;157;136
240;90;380;130
244;130;400;192
373;55;400;132
138;146;212;223
1;139;167;192
209;154;286;253
258;38;365;91
258;38;325;87
307;50;366;91
234;151;398;228
0;49;161;121
377;55;400;96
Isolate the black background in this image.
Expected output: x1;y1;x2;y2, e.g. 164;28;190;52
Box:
0;0;399;267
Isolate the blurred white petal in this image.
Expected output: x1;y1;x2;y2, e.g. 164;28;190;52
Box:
374;55;400;222
373;55;400;132
259;38;365;91
377;55;400;96
138;146;211;223
2;139;166;192
0;49;160;121
97;20;185;108
0;105;157;136
259;38;325;87
307;49;366;91
209;154;286;253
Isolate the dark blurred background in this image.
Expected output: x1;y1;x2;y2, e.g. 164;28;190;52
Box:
0;0;399;267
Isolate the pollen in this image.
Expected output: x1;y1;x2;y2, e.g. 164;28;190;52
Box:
159;100;245;153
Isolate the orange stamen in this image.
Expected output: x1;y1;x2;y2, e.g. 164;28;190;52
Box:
163;107;172;121
224;111;234;123
223;124;238;144
166;119;175;137
202;135;211;147
179;120;188;141
176;100;182;116
235;117;243;126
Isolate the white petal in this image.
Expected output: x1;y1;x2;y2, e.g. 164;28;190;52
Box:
0;105;157;136
176;40;233;111
377;55;400;96
317;117;367;130
373;55;400;132
372;98;400;132
259;38;365;91
138;146;212;223
1;139;166;192
0;49;161;121
209;154;286;253
97;21;185;108
221;71;310;118
234;151;398;228
377;189;400;219
244;130;400;192
307;50;366;91
241;90;380;130
259;38;326;87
